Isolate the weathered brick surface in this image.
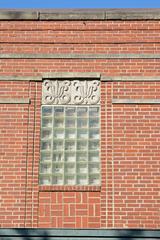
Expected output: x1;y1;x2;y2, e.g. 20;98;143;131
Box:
39;192;101;228
0;17;160;229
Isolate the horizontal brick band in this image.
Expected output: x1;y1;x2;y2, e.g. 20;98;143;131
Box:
43;72;101;79
39;185;101;192
0;73;100;82
0;98;30;104
0;76;42;81
0;9;160;20
0;228;159;238
0;53;160;59
102;76;160;82
112;99;160;104
1;75;160;82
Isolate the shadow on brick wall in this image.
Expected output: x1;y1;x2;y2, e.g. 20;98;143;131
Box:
0;228;159;239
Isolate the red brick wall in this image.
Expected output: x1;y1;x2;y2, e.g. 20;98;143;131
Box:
0;81;29;227
0;19;160;229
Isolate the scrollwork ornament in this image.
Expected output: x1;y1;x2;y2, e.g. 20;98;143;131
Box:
73;80;100;104
42;79;100;105
42;80;71;104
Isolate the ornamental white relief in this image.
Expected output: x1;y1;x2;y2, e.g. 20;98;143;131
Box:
42;80;100;105
42;80;71;105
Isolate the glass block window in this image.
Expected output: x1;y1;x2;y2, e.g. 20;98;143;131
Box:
39;106;100;185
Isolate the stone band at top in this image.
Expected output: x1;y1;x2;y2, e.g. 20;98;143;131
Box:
0;9;160;20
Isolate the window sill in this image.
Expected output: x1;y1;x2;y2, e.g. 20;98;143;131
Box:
39;185;101;192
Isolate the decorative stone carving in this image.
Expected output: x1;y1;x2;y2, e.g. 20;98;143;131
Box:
42;80;71;105
42;80;100;105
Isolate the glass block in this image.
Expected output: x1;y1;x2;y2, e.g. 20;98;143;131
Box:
89;140;99;150
54;107;64;117
41;140;51;150
52;175;63;185
89;152;99;162
89;175;100;185
77;175;88;185
53;163;63;173
41;151;52;161
77;107;87;117
89;129;99;139
65;176;75;185
77;129;88;139
54;118;64;128
53;152;63;162
65;129;76;139
54;129;64;139
66;107;76;117
53;140;63;150
65;163;75;174
77;163;87;174
89;118;99;128
65;152;76;162
77;118;87;128
89;163;100;174
42;118;52;128
66;118;76;128
42;106;52;116
77;140;87;151
40;105;100;186
77;152;87;162
89;107;99;117
40;163;52;174
65;140;76;151
41;129;52;139
40;175;52;185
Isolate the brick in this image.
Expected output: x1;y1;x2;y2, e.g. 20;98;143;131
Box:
0;14;160;230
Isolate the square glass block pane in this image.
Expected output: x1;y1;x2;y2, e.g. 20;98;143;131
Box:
89;175;100;185
77;175;88;185
40;163;52;174
53;152;63;162
64;163;75;174
89;107;99;117
54;107;64;117
54;118;64;128
64;176;75;185
52;175;63;185
65;140;76;151
89;129;99;139
65;152;76;162
77;163;88;174
65;129;76;139
54;129;64;139
53;140;63;150
66;107;76;117
77;129;88;139
77;118;87;128
52;163;63;174
40;105;100;186
77;140;87;151
77;152;87;162
42;106;52;116
77;107;88;117
40;175;52;185
89;151;99;162
89;163;100;174
66;118;76;128
41;151;52;161
41;140;52;150
89;140;99;150
89;118;99;128
41;129;52;139
42;117;52;128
